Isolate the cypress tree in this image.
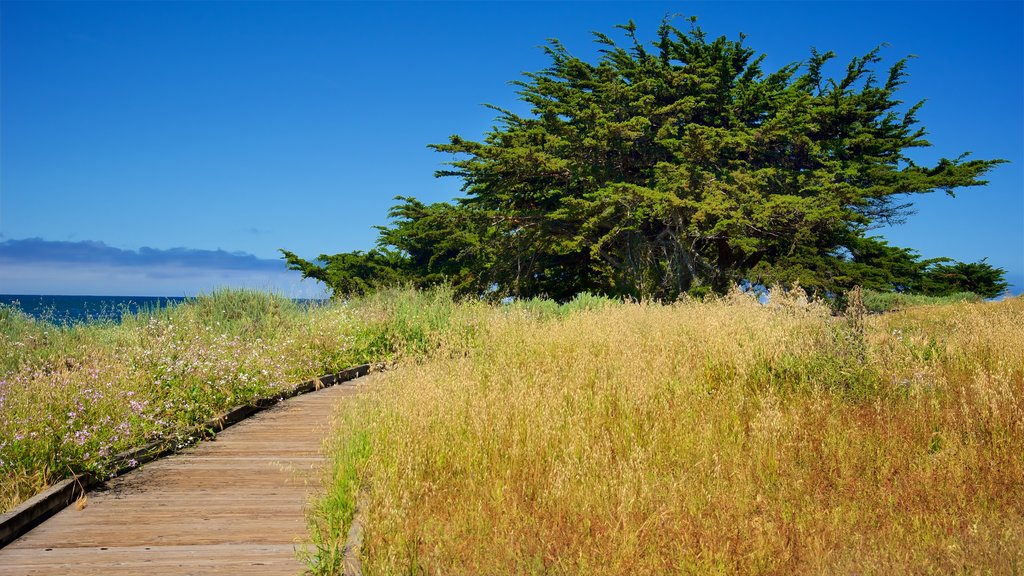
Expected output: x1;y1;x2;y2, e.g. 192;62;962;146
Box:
284;17;1006;300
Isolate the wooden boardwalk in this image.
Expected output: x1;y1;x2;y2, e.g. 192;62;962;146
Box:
0;375;374;575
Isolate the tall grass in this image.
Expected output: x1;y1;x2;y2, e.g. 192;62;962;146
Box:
312;291;1023;574
861;288;981;313
0;288;471;513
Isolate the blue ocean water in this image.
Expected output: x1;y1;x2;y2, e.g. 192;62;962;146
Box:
0;295;187;324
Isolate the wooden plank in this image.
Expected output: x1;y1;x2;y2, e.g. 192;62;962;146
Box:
0;374;376;575
0;477;88;548
0;544;305;576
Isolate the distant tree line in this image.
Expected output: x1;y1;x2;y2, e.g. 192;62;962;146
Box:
283;18;1008;301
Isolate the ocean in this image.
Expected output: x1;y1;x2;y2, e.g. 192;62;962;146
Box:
0;295;189;324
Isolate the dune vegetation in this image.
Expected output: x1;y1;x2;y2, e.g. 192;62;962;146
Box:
3;287;1021;573
0;288;472;513
308;290;1023;575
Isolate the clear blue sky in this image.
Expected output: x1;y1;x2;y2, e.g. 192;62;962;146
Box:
2;1;1021;297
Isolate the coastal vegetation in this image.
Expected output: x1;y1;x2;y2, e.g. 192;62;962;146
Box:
0;288;471;513
2;287;1020;573
309;289;1023;575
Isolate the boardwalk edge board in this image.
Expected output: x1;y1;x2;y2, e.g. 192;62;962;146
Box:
342;487;370;576
0;363;371;549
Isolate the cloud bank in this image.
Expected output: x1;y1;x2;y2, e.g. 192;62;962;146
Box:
0;238;329;298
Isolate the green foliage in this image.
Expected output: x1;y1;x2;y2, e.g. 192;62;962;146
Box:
173;288;299;336
861;289;981;313
281;198;495;298
919;259;1009;298
346;286;473;360
835;237;1008;298
506;291;621;320
281;248;408;298
305;429;369;576
0;303;44;373
835;236;939;293
284;16;1005;302
375;197;494;295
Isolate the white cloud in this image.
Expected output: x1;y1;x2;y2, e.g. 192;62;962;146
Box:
0;239;330;298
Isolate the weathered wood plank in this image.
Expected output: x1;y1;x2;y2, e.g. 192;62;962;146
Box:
0;543;304;576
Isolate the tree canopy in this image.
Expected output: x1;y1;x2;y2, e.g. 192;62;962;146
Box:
283;17;1007;301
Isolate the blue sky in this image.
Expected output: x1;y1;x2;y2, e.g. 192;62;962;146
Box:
2;1;1021;297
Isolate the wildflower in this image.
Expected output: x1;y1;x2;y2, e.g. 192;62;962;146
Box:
73;429;90;445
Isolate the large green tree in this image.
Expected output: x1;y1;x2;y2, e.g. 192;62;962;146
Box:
284;17;1006;300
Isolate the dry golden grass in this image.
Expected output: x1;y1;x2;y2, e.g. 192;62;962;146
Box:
316;293;1024;575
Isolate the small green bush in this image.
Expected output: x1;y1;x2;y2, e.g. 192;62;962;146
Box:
861;289;980;313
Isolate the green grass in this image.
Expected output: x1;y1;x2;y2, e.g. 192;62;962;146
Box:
305;427;371;575
860;289;981;313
